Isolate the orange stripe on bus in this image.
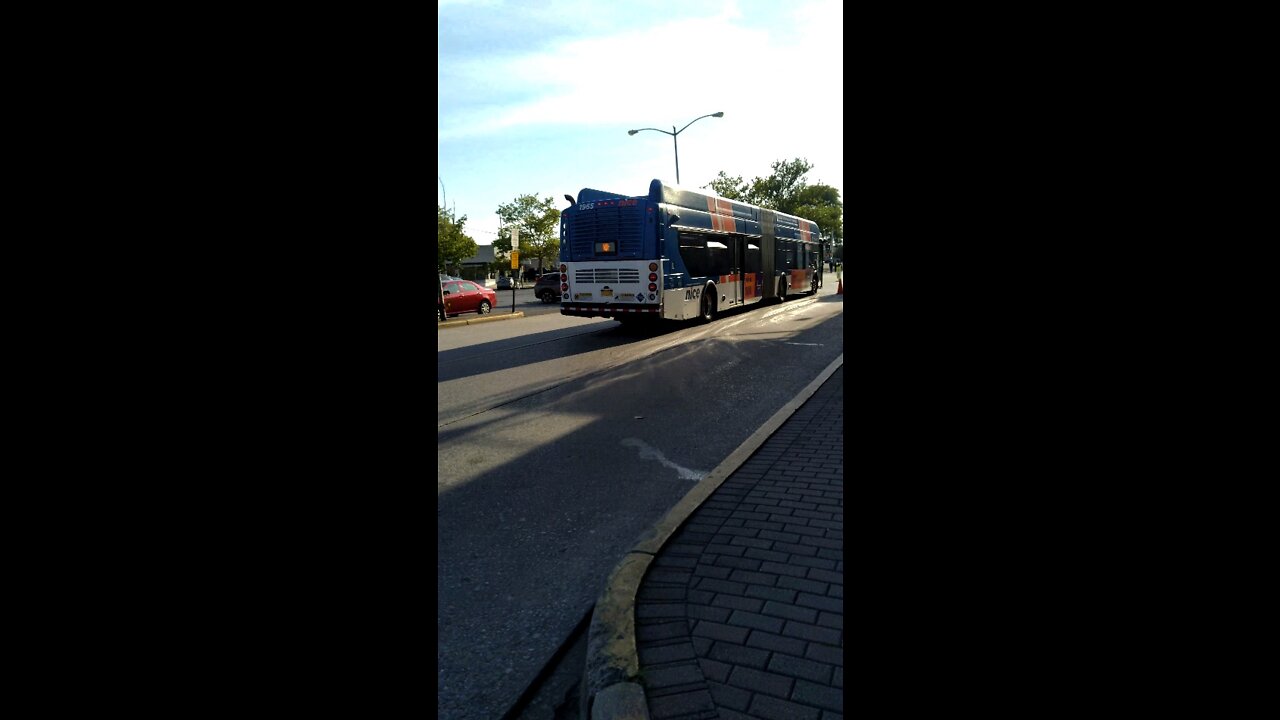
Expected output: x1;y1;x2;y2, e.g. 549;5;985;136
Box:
705;197;738;233
719;199;737;233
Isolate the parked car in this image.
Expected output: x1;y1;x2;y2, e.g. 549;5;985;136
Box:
496;276;516;290
533;273;562;303
440;279;497;318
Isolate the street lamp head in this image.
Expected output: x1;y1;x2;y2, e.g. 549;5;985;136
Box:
630;113;722;184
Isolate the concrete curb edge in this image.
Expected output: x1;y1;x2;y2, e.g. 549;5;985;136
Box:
582;353;845;719
438;311;525;329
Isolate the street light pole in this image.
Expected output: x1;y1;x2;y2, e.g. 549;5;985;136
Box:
438;176;446;214
671;126;679;184
628;112;724;185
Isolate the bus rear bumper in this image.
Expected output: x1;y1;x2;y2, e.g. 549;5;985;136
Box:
561;304;661;318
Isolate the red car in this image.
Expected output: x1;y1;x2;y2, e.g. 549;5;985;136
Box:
440;279;497;319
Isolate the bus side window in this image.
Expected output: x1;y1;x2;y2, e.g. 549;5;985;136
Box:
707;239;730;278
680;232;710;278
746;241;761;275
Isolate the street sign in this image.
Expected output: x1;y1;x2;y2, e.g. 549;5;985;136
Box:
511;250;519;269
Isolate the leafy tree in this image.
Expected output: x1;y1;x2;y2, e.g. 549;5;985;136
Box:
704;158;843;251
495;194;561;273
749;158;813;213
791;184;844;250
705;172;750;201
438;205;477;274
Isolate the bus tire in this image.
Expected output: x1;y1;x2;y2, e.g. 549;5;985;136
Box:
778;278;788;303
701;285;716;323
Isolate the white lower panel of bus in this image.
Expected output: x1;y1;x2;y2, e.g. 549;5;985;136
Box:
662;276;764;321
662;285;702;321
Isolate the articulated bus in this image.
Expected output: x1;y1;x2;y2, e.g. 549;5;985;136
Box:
557;179;822;323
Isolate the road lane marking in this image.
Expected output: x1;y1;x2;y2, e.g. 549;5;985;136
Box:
620;438;706;481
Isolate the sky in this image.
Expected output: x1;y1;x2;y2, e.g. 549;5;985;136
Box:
438;0;843;245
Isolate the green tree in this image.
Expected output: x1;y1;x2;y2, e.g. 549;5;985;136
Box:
705;172;750;201
438;205;478;274
495;194;561;274
703;158;843;250
748;158;814;213
791;184;844;250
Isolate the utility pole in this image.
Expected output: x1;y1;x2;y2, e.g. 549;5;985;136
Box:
510;226;520;313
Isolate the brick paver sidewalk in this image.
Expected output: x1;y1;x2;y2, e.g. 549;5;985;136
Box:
633;367;844;719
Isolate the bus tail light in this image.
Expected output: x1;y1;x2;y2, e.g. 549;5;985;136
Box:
648;273;657;282
561;282;568;291
560;264;567;273
648;283;657;292
648;262;658;272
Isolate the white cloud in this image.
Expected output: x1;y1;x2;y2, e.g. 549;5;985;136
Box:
440;0;843;243
440;4;818;140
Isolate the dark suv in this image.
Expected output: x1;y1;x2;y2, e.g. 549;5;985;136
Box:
533;273;562;303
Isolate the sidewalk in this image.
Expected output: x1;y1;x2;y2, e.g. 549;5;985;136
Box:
585;361;843;720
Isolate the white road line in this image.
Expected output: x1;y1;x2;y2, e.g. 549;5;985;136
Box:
620;438;706;481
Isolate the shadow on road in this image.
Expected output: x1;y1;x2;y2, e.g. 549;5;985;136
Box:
438;318;686;384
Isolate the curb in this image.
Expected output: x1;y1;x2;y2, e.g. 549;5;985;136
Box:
581;354;845;720
438;311;525;329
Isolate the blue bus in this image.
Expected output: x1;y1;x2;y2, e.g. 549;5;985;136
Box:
558;179;822;323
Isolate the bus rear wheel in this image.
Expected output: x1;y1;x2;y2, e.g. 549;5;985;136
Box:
701;287;716;323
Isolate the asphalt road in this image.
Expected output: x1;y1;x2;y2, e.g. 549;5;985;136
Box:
491;286;563;317
437;284;844;720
